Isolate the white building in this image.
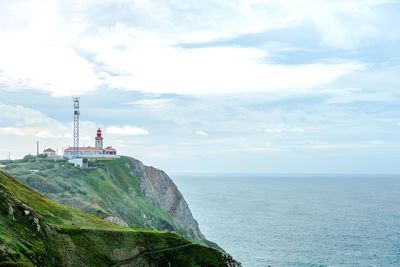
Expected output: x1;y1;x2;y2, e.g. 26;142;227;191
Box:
64;128;118;159
43;148;56;158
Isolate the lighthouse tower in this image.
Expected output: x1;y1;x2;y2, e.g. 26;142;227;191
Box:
95;128;103;150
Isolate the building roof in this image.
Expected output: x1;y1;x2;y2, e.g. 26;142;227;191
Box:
104;146;117;151
43;148;55;153
64;146;103;152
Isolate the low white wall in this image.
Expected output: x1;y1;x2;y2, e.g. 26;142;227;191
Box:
64;154;120;160
68;158;83;167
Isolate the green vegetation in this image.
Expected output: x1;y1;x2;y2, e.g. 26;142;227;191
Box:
0;171;239;266
1;156;195;241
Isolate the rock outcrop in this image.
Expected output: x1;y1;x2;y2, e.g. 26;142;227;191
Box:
2;156;209;245
127;158;205;240
0;170;241;266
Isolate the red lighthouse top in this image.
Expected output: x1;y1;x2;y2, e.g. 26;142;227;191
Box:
97;128;102;137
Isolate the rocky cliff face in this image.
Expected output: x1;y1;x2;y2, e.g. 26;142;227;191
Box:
0;171;241;267
127;159;205;240
2;156;208;245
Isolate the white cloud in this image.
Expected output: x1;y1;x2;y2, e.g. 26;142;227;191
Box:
92;28;366;95
0;37;100;96
265;127;305;134
0;103;63;128
0;127;25;136
196;131;208;136
36;131;57;138
73;0;397;47
0;0;98;96
272;0;388;50
127;98;174;106
106;125;150;136
72;0;395;48
35;131;75;139
0;0;389;97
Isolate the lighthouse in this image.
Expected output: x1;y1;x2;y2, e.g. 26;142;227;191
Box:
95;128;103;150
64;100;118;161
64;128;117;159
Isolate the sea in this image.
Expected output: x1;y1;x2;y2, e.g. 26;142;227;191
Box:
173;174;400;267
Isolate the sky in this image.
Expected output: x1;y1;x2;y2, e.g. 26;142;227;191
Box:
0;0;399;174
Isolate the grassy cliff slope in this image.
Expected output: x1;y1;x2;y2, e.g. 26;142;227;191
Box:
2;156;207;245
0;170;239;266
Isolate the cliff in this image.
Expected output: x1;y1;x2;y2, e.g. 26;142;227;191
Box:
0;170;239;266
127;159;205;240
2;156;211;246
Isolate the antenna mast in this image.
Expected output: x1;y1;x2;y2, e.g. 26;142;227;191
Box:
73;97;80;159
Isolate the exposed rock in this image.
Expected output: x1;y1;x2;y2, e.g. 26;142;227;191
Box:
105;216;129;227
5;157;211;245
8;205;15;221
1;170;241;267
96;209;108;219
33;217;41;232
127;159;206;240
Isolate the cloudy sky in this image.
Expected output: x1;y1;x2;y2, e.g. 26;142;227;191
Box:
0;0;399;174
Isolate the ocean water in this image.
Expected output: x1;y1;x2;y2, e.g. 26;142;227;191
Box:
173;174;400;267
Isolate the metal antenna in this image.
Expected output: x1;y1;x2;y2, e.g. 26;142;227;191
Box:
73;97;80;159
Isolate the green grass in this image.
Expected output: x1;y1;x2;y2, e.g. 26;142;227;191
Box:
0;171;237;266
2;156;197;241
